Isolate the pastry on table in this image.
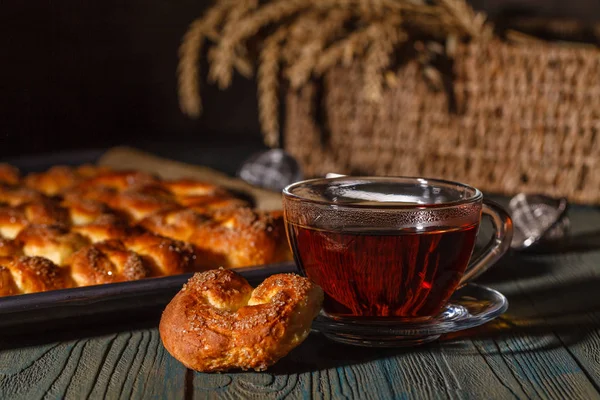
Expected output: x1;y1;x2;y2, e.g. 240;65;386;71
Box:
159;269;323;372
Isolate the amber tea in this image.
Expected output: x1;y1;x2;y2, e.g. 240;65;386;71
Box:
287;223;479;318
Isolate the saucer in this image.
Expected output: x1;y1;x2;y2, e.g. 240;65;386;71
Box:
311;283;508;347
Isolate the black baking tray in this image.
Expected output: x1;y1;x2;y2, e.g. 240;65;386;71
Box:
0;262;298;335
0;148;297;336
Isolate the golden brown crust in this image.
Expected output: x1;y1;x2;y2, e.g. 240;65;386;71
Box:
122;232;197;276
0;237;23;257
0;200;74;239
0;256;73;294
65;184;177;222
0;265;18;296
24;166;80;196
108;190;177;221
159;269;323;372
23;165;112;196
60;196;113;225
183;196;249;213
16;224;90;266
69;240;152;287
63;185;116;205
140;208;210;242
0;185;46;207
22;200;71;226
163;179;227;198
75;170;159;192
189;208;289;268
0;164;21;186
0;206;29;239
71;214;136;243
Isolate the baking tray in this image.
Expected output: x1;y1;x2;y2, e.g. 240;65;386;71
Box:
0;261;298;335
0;148;296;336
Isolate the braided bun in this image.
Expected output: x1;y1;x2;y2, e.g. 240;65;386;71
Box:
69;240;151;286
17;224;89;266
160;269;323;372
0;256;73;296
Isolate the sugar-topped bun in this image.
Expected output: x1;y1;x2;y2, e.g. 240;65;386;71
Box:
139;208;210;242
71;214;136;243
159;269;323;372
16;224;89;266
60;196;114;225
74;170;159;192
122;232;198;276
188;208;291;268
24;166;81;196
0;200;71;239
0;256;73;295
68;240;152;287
23;165;111;196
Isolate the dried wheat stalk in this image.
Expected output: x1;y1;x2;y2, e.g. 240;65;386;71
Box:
313;24;373;75
178;0;489;146
209;0;310;89
280;10;322;66
285;8;350;89
439;0;490;39
363;16;405;102
208;0;258;88
177;2;234;117
258;27;289;148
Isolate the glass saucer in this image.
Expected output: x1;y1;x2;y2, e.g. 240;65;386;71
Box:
311;283;508;347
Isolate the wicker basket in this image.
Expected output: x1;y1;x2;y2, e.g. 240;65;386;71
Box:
284;39;600;205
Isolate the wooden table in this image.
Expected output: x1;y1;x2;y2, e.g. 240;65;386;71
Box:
1;198;600;399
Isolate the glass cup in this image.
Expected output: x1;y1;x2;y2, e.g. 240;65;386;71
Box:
283;177;512;330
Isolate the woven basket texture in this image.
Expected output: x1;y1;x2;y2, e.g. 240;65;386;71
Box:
284;39;600;204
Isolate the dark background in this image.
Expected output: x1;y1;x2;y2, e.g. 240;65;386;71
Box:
2;0;599;159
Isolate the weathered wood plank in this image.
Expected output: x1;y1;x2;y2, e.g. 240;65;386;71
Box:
473;233;600;398
436;339;528;399
0;329;186;400
0;342;77;400
186;332;523;400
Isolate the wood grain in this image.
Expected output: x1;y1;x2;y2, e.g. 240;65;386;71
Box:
0;330;186;400
1;204;600;399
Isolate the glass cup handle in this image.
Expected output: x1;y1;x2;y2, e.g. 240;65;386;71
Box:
460;199;513;285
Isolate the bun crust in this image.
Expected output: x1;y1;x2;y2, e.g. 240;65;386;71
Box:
0;256;73;295
159;269;323;372
69;240;151;286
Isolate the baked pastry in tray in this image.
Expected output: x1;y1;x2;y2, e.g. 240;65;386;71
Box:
0;163;291;297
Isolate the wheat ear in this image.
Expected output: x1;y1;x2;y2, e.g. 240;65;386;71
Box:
210;0;310;89
363;17;405;102
314;21;380;76
285;8;350;89
177;2;233;117
208;0;258;88
281;10;322;66
438;0;488;38
258;27;289;147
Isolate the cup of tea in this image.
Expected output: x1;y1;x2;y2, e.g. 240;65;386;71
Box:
282;177;512;343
